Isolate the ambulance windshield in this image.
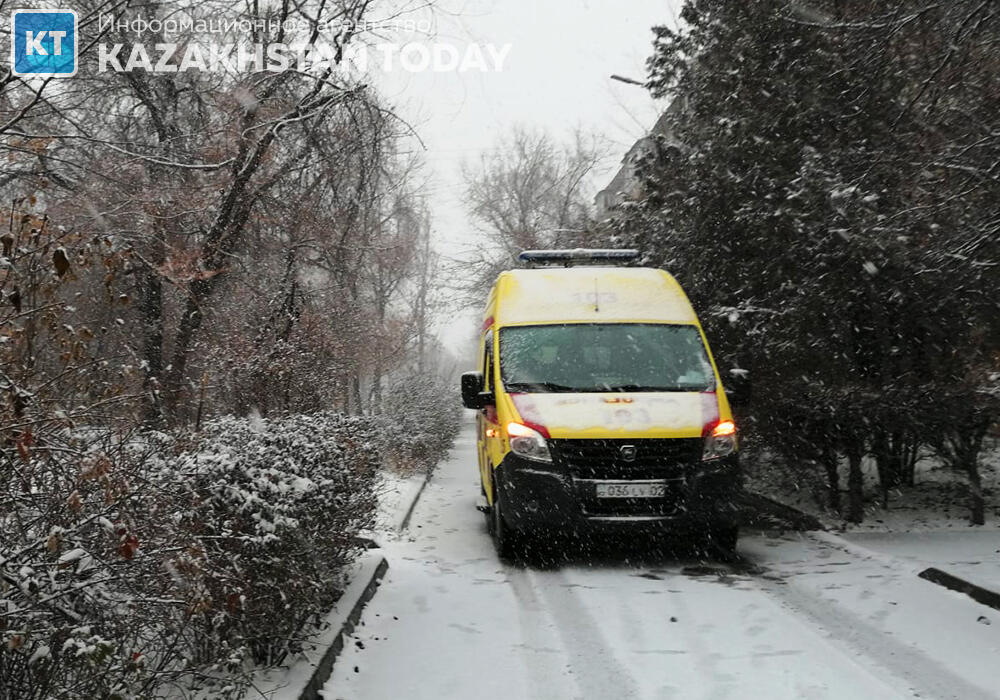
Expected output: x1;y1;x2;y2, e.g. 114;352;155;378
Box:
499;323;715;393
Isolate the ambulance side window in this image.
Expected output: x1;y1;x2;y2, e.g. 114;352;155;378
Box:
482;332;494;393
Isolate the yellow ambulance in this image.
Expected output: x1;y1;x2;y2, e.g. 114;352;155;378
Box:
460;249;741;559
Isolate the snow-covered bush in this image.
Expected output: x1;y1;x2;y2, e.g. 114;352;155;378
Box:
0;203;452;697
1;412;379;699
380;373;462;473
156;413;380;665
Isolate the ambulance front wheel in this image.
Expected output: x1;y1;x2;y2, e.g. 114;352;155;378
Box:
489;481;521;561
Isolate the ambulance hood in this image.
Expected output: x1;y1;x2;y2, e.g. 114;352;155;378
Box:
508;391;720;440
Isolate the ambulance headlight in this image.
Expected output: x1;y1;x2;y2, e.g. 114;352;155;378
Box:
506;422;552;463
703;420;738;460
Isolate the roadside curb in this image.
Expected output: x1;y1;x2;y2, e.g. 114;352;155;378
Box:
252;464;438;699
298;554;389;700
806;530;1000;614
398;465;434;532
299;555;389;700
918;567;1000;613
247;552;388;699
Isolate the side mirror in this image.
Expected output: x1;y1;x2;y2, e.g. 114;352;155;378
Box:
461;371;493;409
726;368;750;409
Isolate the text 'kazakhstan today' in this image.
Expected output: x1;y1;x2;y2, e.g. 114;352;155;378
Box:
98;42;511;74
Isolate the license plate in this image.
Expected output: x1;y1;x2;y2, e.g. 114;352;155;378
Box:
595;482;667;499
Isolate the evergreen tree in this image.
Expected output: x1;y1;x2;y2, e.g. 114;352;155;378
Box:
615;0;1000;523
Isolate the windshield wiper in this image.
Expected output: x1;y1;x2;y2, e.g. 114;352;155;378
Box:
504;381;579;393
600;384;710;392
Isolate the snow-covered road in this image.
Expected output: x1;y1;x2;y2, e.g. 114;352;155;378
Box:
323;426;1000;700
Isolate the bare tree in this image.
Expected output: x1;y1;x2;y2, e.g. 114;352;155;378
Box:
460;126;607;298
1;0;443;423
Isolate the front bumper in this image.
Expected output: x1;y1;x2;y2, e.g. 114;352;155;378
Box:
495;451;741;533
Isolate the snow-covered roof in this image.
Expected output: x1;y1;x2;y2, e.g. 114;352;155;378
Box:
491;266;699;327
595;96;688;216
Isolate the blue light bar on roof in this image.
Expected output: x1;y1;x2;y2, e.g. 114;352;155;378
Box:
517;248;641;266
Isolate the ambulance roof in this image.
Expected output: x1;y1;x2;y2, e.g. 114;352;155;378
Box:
490;266;699;327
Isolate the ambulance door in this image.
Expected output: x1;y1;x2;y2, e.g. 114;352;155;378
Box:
477;331;496;498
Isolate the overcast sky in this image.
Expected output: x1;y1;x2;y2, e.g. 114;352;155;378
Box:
370;0;681;355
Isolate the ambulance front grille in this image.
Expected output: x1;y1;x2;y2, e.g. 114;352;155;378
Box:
548;438;702;480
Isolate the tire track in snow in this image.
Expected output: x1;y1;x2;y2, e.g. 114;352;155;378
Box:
548;557;913;700
665;577;739;700
524;567;642;699
507;565;582;700
566;564;733;700
753;572;996;700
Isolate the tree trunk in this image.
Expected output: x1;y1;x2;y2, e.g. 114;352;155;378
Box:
137;259;164;426
846;445;864;524
415;225;431;375
873;430;907;509
370;366;382;414
941;425;988;526
163;277;217;419
352;375;363;415
822;445;841;514
873;431;891;509
902;436;918;487
965;454;985;526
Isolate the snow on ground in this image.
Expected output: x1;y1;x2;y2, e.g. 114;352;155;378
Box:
746;445;1000;533
742;532;1000;700
371;469;430;533
321;424;1000;700
839;530;1000;592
